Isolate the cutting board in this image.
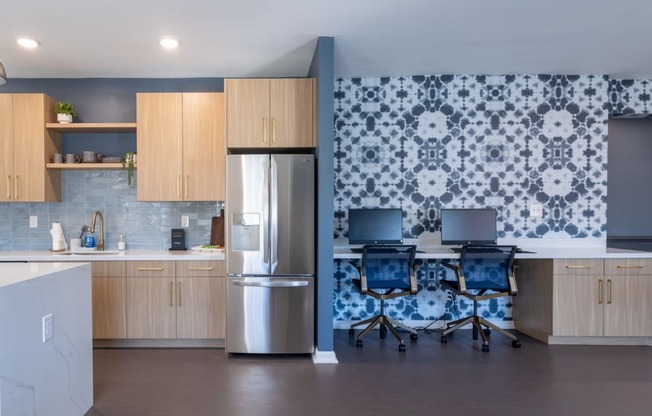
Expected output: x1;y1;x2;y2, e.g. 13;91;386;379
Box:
210;210;225;246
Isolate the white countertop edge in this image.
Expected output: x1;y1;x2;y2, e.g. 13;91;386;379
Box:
0;250;224;262
0;262;90;288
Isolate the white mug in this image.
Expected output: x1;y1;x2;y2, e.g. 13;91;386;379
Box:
70;238;82;251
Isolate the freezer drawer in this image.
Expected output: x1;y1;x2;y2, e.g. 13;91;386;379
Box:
226;277;314;354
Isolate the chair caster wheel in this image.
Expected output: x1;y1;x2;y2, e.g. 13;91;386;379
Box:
482;344;490;352
511;340;522;348
410;333;418;341
399;344;406;352
356;339;363;348
348;329;355;339
440;335;448;344
483;328;491;337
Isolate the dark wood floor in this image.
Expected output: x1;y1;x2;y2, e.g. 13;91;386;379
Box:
86;330;652;416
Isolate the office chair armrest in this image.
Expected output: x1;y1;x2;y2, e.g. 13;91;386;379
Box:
408;264;420;295
358;265;368;294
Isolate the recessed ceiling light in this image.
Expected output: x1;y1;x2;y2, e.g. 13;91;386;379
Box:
17;38;39;48
160;37;179;49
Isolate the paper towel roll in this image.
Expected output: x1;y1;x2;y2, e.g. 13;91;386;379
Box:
50;223;67;251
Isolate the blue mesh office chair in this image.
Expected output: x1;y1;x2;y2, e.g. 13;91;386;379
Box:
440;245;521;352
348;245;419;352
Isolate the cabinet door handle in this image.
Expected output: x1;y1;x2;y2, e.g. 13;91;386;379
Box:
566;265;591;269
177;175;181;198
263;117;268;144
187;267;214;271
6;175;10;199
137;267;164;271
185;174;189;199
178;281;182;306
607;279;612;304
598;279;603;304
272;118;276;144
14;175;19;199
169;281;174;307
616;265;645;269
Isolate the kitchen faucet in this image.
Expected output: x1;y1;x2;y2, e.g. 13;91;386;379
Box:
90;210;105;251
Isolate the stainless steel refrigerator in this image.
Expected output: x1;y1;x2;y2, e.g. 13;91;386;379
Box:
226;154;315;354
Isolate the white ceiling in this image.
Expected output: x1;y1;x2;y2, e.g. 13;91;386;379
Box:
2;0;652;80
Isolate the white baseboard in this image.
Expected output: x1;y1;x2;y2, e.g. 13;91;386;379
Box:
312;348;338;364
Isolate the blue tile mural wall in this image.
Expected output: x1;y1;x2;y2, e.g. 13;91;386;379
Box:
0;171;223;251
333;74;646;326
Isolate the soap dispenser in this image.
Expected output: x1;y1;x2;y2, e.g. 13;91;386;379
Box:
118;232;126;251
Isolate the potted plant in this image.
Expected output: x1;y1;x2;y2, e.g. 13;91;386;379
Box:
123;152;136;186
55;101;76;123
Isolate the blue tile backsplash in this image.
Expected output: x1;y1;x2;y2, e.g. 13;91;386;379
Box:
0;171;223;251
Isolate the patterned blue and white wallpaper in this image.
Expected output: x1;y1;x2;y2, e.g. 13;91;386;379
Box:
333;74;649;327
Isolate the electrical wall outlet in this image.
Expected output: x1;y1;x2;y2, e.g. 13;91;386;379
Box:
530;204;543;218
42;314;53;342
181;215;189;228
30;216;38;228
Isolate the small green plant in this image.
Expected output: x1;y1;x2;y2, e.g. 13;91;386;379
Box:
54;101;76;117
123;152;136;186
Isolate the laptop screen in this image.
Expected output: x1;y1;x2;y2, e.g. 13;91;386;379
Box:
348;208;403;245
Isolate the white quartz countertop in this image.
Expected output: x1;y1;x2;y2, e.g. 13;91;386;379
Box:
0;250;224;262
333;237;652;260
0;262;88;288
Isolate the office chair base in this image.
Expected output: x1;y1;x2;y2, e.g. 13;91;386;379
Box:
441;315;520;351
350;314;417;351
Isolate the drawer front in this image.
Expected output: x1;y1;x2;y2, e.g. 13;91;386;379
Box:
127;261;175;276
553;259;604;275
605;258;652;275
176;260;225;277
92;261;126;277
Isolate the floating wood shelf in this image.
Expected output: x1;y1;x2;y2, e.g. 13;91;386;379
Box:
46;123;137;134
46;163;135;170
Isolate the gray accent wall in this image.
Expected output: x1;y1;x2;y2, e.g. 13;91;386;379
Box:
309;36;335;353
607;118;652;237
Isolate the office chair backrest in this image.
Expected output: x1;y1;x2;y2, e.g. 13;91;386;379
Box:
459;245;517;292
361;245;417;288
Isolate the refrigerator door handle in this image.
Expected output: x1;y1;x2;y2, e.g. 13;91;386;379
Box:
262;155;271;273
232;280;309;288
270;155;278;274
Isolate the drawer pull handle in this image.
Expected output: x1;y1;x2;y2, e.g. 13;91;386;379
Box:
616;265;645;269
565;265;591;269
188;267;214;271
137;267;165;271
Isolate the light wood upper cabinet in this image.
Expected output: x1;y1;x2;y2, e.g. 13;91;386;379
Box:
0;93;60;202
137;93;225;201
226;78;314;148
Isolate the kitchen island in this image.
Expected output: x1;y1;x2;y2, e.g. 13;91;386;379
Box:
0;262;93;416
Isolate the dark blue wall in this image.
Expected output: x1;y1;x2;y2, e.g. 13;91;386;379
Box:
308;37;335;353
1;78;223;157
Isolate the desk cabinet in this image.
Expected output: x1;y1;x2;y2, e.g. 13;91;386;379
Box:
514;258;652;343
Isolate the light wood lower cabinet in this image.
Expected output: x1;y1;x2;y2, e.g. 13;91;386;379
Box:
91;262;127;339
515;258;652;343
124;260;225;340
